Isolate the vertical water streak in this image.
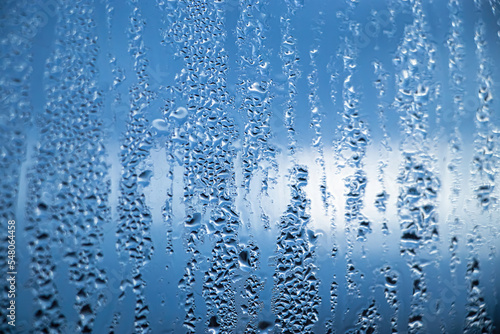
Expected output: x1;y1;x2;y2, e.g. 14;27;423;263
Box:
326;33;340;334
102;2;128;329
446;0;466;330
161;146;175;256
116;1;155;332
308;12;332;218
373;60;398;333
150;0;176;257
199;1;243;329
463;1;497;332
470;2;498;215
336;1;371;304
307;10;339;333
235;0;276;209
280;0;300;162
161;1;242;332
159;2;206;331
373;60;391;236
233;2;275;330
394;0;440;332
271;1;320;332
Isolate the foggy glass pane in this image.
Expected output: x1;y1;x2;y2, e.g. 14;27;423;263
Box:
1;0;500;333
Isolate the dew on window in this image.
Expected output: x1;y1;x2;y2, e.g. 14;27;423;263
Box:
1;0;500;333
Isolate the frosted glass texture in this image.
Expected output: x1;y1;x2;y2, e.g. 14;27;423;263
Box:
1;0;500;333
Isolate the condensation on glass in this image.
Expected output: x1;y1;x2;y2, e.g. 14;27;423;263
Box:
1;0;499;333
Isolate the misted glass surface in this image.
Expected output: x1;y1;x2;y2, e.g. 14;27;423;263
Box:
1;0;500;333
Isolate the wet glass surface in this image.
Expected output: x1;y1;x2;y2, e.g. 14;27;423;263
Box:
1;0;500;333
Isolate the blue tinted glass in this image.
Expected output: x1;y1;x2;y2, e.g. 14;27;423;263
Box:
1;0;500;333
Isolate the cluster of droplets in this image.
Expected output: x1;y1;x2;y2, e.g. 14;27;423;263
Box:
337;44;370;171
463;257;493;333
272;166;320;333
397;156;440;253
380;265;399;333
176;213;202;333
240;272;264;333
203;210;240;333
346;300;380;334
